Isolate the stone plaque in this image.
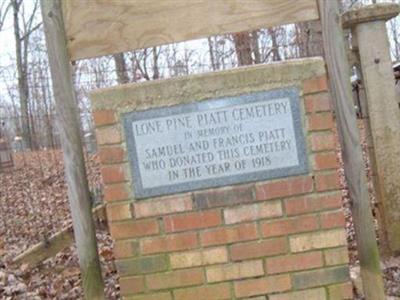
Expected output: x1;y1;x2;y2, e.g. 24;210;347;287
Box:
123;87;308;198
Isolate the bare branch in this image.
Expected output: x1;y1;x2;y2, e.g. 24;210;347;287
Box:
19;21;42;41
0;1;11;31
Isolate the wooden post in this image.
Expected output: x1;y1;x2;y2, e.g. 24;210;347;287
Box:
343;3;400;254
349;29;391;255
40;1;105;299
318;1;386;299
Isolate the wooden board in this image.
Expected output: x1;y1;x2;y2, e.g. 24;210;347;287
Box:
62;0;319;60
42;1;105;297
318;1;385;298
12;204;106;268
355;19;400;253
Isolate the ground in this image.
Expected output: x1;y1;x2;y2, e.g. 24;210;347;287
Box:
0;123;399;299
0;151;119;299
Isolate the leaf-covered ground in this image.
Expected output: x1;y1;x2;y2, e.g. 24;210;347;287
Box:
0;151;119;299
0;123;399;299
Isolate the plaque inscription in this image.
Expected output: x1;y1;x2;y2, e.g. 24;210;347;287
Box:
123;87;308;198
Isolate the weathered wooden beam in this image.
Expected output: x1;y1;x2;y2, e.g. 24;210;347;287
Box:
14;226;74;267
12;205;106;268
62;0;319;60
343;3;400;254
318;1;386;299
40;1;105;299
342;3;400;29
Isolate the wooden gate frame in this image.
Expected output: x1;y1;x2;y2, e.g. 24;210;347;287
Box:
40;1;389;299
342;4;400;256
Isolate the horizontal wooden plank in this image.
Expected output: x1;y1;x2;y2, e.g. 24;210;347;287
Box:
12;204;106;268
62;0;319;60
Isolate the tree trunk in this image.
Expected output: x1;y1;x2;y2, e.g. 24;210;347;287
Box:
207;37;217;71
113;52;129;84
268;28;282;61
251;30;261;64
40;1;105;299
40;63;55;149
152;47;160;80
390;19;400;62
318;1;385;299
297;20;324;57
12;0;31;149
233;31;253;66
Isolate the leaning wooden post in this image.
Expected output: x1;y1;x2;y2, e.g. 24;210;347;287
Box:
40;1;105;299
318;1;385;299
342;3;400;255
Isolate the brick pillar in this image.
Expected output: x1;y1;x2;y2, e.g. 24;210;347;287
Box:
91;58;352;300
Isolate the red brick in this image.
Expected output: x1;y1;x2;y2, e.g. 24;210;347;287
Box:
230;237;288;261
101;165;126;184
106;203;132;221
174;283;231;300
289;229;347;252
234;274;291;298
164;210;221;233
303;75;329;94
292;266;350;289
309;132;336;152
170;247;228;269
261;215;319;238
321;210;346;229
114;240;139;258
194;185;254;209
134;195;192;218
140;232;198;255
266;251;323;274
223;201;282;224
93;110;116;126
116;255;168;276
146;268;204;290
313;152;339;171
110;219;159;239
328;282;353;299
124;292;172;300
206;260;264;282
104;183;130;202
308;113;334;131
119;276;145;295
315;172;341;192
269;288;326;300
324;247;349;266
256;176;313;201
98;146;125;164
285;192;342;216
304;93;331;113
96;126;122;145
200;223;258;246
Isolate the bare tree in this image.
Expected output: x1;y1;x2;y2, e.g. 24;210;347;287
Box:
113;52;129;84
296;21;324;58
12;0;42;149
152;47;160;80
389;17;400;61
251;30;261;64
267;28;282;61
233;31;253;66
132;49;151;80
207;37;217;71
